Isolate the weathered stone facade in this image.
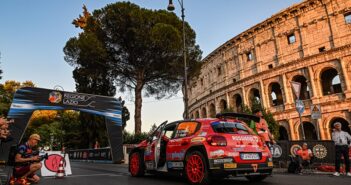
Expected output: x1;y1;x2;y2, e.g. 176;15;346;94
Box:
188;0;351;141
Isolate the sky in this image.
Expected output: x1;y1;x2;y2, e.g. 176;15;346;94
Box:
0;0;302;133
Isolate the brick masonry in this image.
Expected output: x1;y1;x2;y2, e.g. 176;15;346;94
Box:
187;0;351;141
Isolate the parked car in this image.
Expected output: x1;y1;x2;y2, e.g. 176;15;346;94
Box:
129;113;273;185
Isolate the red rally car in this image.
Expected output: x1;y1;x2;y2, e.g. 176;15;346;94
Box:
129;113;273;185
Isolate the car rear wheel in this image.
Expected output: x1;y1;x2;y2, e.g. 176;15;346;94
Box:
129;151;145;177
245;175;268;182
185;151;210;185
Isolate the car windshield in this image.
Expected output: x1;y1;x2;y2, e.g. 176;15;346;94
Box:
211;121;249;134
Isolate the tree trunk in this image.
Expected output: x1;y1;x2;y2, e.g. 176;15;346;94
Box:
134;78;143;135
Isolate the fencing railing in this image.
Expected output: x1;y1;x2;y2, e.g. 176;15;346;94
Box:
68;144;137;163
273;140;349;165
68;147;112;161
69;141;349;165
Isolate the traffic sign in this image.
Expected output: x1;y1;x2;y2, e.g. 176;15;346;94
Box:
311;104;321;119
291;81;301;99
295;99;305;114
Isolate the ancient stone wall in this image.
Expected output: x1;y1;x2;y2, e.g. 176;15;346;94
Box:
188;0;351;140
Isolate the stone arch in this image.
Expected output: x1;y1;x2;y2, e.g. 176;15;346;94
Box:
278;121;290;140
279;126;289;141
190;112;195;119
209;103;216;118
232;93;243;113
329;117;351;135
201;107;207;118
268;82;284;106
321;112;348;139
292;75;311;100
219;99;228;112
298;121;318;140
320;67;342;95
195;110;200;119
248;88;261;108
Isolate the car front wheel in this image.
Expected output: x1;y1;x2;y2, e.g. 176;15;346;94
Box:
129;151;145;177
185;151;210;185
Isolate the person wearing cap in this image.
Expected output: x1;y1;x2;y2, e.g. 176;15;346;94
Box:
295;143;313;174
332;122;351;176
13;134;42;183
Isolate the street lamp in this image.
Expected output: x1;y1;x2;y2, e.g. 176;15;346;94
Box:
167;0;189;119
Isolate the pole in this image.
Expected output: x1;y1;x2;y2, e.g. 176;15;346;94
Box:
167;0;188;119
315;119;321;140
180;0;188;119
299;112;305;140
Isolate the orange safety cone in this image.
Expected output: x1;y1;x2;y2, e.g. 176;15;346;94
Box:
56;159;65;179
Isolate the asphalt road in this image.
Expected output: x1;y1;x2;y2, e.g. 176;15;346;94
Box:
39;162;350;185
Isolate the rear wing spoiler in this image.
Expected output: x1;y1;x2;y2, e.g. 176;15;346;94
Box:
216;113;260;123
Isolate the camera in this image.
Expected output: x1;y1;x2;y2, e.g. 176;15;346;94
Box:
38;153;49;161
32;151;49;161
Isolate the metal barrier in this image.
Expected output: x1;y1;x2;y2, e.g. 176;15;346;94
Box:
69;142;348;165
69;145;137;163
273;140;340;164
69;147;112;161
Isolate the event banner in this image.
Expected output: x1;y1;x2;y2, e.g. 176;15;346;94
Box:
41;151;72;177
0;87;123;163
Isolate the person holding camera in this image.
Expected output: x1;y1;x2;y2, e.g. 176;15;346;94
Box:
14;134;42;183
332;122;351;176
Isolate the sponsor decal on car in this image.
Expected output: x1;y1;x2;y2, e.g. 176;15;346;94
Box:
232;148;244;152
198;132;207;137
224;163;237;169
210;149;225;158
228;152;239;157
145;146;153;156
191;137;206;143
251;164;258;172
213;158;233;164
232;135;259;142
167;150;186;160
167;161;184;169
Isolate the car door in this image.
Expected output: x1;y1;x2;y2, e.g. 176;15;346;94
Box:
144;121;167;170
166;121;200;169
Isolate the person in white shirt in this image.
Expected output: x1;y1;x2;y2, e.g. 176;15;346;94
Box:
332;122;351;176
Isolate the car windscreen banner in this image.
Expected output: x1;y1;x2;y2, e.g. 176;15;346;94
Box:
0;87;123;163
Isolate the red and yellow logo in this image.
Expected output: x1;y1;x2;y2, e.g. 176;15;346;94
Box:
44;154;65;172
49;91;62;104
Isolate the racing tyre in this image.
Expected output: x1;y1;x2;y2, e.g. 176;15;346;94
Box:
245;175;268;182
129;151;145;177
185;151;210;185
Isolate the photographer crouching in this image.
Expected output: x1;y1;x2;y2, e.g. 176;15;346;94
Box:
13;134;43;184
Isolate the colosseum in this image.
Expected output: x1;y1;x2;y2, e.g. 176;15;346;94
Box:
188;0;351;141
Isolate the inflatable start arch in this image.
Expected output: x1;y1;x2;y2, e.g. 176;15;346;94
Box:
0;87;123;163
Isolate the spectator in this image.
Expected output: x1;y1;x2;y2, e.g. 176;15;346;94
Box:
14;134;42;184
94;140;100;149
0;117;10;140
296;143;313;174
332;122;351;176
253;110;275;147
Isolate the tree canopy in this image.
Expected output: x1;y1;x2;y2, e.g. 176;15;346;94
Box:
0;80;35;116
64;2;202;134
